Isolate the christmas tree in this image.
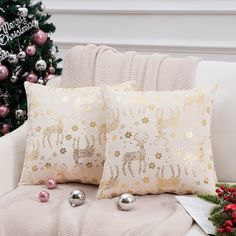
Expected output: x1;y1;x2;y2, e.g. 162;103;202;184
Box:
0;0;62;137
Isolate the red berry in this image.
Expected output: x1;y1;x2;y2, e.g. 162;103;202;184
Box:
224;196;228;201
218;192;223;197
224;204;236;211
232;211;236;218
233;192;236;197
233;218;236;224
220;185;226;190
216;188;221;193
229;198;235;203
225;226;233;232
217;228;225;233
229;187;235;192
225;220;233;227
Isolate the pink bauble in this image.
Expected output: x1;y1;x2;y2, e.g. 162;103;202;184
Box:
48;66;56;74
0;105;10;118
0;65;9;81
33;30;47;45
45;74;55;82
38;191;50;202
0;16;5;26
26;72;38;83
25;45;36;56
1;124;10;134
47;179;57;189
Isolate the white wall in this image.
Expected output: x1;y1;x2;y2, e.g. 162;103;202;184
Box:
44;0;236;61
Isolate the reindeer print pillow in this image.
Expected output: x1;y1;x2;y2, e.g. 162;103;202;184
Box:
96;84;218;199
19;81;136;185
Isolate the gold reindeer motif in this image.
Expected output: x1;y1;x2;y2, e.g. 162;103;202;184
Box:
98;108;120;144
122;133;149;177
157;164;181;191
102;165;119;191
156;107;180;130
72;135;95;167
26;139;40;161
42;119;64;149
184;91;204;111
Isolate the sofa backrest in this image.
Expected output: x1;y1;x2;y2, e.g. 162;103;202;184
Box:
195;61;236;182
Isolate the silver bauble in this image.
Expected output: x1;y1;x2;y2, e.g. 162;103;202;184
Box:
35;59;47;71
69;189;86;207
18;7;28;17
8;54;18;64
17;51;26;59
15;109;26;119
10;75;18;83
32;19;39;28
118;193;136;211
37;77;45;85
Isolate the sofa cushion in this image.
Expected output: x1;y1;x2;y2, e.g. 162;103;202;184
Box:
0;184;207;236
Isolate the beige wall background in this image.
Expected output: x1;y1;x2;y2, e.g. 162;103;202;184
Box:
44;0;236;61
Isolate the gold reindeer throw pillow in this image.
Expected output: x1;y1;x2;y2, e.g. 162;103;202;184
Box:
19;81;136;185
96;84;218;199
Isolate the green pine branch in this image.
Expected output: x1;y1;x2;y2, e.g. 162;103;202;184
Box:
198;194;222;205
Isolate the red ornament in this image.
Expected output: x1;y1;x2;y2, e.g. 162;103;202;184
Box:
1;124;10;134
25;45;36;56
0;105;10;118
225;226;233;232
26;72;38;83
217;228;225;233
47;179;57;189
224;204;236;211
232;211;236;218
33;30;47;45
224;220;233;227
0;65;9;80
48;66;56;74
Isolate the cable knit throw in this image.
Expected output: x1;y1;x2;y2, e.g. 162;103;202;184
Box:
61;44;201;91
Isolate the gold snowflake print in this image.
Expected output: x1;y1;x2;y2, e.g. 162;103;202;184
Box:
204;177;209;184
66;134;72;140
114;150;120;157
35;126;41;132
32;165;38;172
33;112;39;118
89;121;96;128
45;163;52;169
125;132;132;139
60;148;67;155
112;135;117;141
155;152;162;159
96;153;102;158
86;162;93;168
142;117;149;124
143;177;149;184
72;125;79;131
148;162;156;169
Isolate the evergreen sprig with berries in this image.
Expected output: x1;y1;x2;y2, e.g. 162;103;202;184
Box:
199;183;236;236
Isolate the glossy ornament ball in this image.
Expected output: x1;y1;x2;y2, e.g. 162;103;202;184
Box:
0;16;5;25
48;66;56;74
69;189;86;207
45;73;55;82
0;65;9;80
8;54;18;64
26;72;38;83
1;124;10;134
39;191;50;202
15;109;25;119
25;45;36;56
118;193;136;211
32;19;39;28
0;105;10;118
47;179;57;189
18;7;28;17
10;74;19;83
35;59;47;71
33;30;47;45
37;77;45;85
17;51;26;59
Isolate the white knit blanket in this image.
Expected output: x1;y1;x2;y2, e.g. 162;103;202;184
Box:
61;44;201;91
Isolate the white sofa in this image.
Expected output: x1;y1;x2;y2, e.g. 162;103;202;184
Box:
0;55;236;235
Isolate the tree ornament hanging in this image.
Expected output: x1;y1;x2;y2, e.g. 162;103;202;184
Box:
0;105;10;118
33;29;47;45
25;45;36;56
1;124;10;134
0;64;9;80
48;66;56;74
8;54;18;64
18;7;28;17
26;72;38;83
35;59;47;71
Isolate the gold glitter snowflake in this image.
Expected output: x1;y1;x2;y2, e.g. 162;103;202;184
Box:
125;131;132;139
35;126;41;132
155;152;162;159
32;165;38;172
148;162;156;169
143;177;149;184
72;125;79;131
60;148;67;155
86;162;93;168
45;163;52;169
66;134;72;140
89;121;96;128
114;150;120;157
142;117;149;124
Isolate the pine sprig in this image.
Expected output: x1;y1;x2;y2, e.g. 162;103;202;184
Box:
198;194;222;205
